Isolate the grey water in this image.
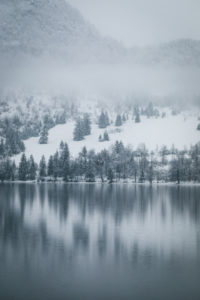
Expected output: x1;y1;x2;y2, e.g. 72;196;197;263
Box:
0;183;200;300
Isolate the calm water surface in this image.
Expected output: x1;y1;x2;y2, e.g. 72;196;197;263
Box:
0;183;200;300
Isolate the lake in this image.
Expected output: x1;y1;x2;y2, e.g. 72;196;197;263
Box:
0;183;200;300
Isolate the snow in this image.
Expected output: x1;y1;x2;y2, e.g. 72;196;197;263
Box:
14;112;200;164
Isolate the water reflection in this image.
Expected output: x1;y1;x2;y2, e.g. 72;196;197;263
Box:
0;183;200;300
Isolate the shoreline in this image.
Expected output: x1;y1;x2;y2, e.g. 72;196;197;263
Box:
1;180;200;186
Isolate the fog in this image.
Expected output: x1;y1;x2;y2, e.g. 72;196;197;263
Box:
1;60;200;107
0;0;199;108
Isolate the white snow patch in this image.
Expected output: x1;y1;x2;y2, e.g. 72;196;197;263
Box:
14;114;200;164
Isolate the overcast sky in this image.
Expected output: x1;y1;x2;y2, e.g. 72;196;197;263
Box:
67;0;200;47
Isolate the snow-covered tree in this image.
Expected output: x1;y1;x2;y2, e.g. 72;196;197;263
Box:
39;126;48;144
18;153;28;181
135;112;141;123
0;139;5;158
53;152;59;180
107;168;114;183
83;114;91;136
60;143;70;181
103;131;109;141
55;112;66;125
47;155;54;177
60;141;64;150
43;114;55;130
115;114;122;127
39;155;47;178
73;118;84;141
11;161;16;181
5;128;25;156
0;161;6;182
122;114;127;122
85;160;95;182
28;155;37;180
98;112;109;128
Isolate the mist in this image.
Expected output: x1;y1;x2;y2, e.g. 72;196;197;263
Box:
68;0;200;47
1;59;200;108
0;0;199;109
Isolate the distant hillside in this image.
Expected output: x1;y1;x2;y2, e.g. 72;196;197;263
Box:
0;0;124;63
0;0;200;66
130;39;200;67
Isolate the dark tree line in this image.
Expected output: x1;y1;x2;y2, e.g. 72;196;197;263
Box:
0;141;200;184
0;124;25;157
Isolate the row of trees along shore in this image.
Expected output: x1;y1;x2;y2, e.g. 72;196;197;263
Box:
0;141;200;184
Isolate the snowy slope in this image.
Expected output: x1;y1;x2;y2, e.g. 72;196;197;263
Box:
14;113;200;164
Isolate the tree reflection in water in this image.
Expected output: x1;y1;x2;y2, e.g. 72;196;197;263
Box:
0;183;200;300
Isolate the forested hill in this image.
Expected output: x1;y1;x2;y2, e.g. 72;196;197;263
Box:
0;0;200;66
0;0;124;63
0;99;200;184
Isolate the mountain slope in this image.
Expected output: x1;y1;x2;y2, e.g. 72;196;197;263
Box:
0;0;200;66
0;0;124;63
130;39;200;66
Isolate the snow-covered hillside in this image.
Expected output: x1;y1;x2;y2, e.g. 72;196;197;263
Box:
14;112;200;164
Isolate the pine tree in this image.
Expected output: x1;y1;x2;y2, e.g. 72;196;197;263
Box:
105;112;110;127
197;123;200;131
85;160;95;182
18;153;28;181
160;146;169;165
12;115;21;129
107;168;114;183
4;158;12;180
145;102;154;118
47;155;54;177
170;156;181;184
60;143;70;181
147;161;154;184
95;153;105;182
73;118;84;141
0;139;4;158
29;155;37;180
83;114;91;136
39;155;46;178
98;112;109;129
0;161;6;182
122;114;126;122
43;114;55;130
139;169;145;183
114;141;124;154
39;126;48;144
53;152;59;180
135;112;141;123
11;161;16;181
115;114;122;127
103;131;109;141
98;134;102;142
55;112;66;125
5;128;25;156
79;147;88;176
59;141;64;150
